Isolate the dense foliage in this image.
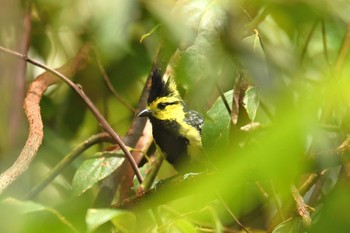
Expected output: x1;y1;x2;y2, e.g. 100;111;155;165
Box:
1;0;350;232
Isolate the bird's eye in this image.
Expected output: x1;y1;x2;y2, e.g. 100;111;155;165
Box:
157;102;167;110
157;101;180;110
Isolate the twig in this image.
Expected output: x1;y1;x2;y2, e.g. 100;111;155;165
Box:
93;64;152;207
113;172;216;210
321;20;330;67
0;44;144;185
291;185;312;226
108;45;177;202
334;23;350;75
298;173;318;195
270;180;285;221
301;21;319;62
26;133;114;199
216;83;232;116
0;45;90;194
216;192;250;233
94;51;136;113
141;151;165;191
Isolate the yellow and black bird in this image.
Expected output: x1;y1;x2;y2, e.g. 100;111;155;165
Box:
138;68;205;173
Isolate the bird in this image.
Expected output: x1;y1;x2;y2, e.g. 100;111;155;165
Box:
138;67;205;174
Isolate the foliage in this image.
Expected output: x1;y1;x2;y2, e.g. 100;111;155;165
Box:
1;0;350;232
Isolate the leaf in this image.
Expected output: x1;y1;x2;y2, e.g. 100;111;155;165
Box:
202;90;233;150
272;218;304;233
169;219;198;233
243;86;260;121
86;208;135;233
72;151;125;196
0;198;79;233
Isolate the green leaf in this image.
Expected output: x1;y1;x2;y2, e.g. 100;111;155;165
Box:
202;90;233;150
86;208;135;233
169;219;197;233
272;218;304;233
0;198;79;233
1;197;46;214
72;152;125;196
243;86;260;121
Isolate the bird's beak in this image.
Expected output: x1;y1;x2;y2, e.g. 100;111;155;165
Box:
137;108;152;117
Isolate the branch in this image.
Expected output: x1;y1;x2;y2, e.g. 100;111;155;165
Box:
0;44;144;186
0;44;91;194
334;23;350;75
113;172;216;210
26;133;114;199
291;185;312;227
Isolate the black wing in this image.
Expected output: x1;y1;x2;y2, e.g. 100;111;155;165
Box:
184;110;204;134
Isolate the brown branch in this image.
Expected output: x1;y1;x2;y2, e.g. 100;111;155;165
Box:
94;62;153;207
291;185;312;227
9;4;32;146
0;44;91;194
113;172;216;210
112;47;177;202
0;44;144;186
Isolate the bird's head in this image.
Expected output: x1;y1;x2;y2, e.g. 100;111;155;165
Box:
138;68;185;121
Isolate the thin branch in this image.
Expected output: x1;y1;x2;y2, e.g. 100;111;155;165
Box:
334;23;350;75
0;44;144;185
301;21;319;62
321;20;330;67
216;83;232;116
26;133;114;199
216;192;250;233
141;150;165;191
0;45;90;194
270;180;285;221
298;173;318;195
291;185;312;226
94;51;136;113
113;172;216;210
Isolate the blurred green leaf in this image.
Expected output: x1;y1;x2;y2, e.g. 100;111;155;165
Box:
0;198;78;233
310;183;350;233
243;86;260;121
72;152;125;196
1;198;46;214
86;208;135;233
272;218;304;233
202;90;232;150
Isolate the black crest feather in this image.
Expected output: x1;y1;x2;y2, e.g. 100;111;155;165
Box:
148;67;178;104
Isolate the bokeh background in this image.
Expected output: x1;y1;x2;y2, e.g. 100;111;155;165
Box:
1;0;350;232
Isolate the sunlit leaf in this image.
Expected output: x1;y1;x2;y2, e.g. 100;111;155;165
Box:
72;152;125;196
86;208;135;233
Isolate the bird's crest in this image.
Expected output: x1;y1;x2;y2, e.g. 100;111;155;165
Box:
148;67;180;104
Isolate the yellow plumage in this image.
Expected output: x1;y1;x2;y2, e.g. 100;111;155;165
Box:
138;68;205;173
